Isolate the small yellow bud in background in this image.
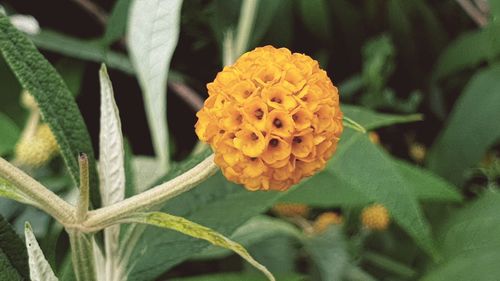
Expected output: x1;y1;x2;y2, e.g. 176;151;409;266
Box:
272;203;310;218
368;131;380;145
361;204;390;231
15;124;58;167
195;46;343;191
409;142;426;164
313;212;342;234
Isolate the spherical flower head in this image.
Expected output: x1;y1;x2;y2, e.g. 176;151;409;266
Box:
361;204;390;231
195;46;343;191
272;203;310;218
313;212;342;234
15;124;59;167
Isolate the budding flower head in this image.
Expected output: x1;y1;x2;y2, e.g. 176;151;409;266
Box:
15;124;58;167
272;203;310;218
195;46;343;191
361;204;390;231
313;212;342;234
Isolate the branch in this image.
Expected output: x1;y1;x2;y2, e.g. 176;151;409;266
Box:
456;0;488;27
70;0;108;26
169;81;204;111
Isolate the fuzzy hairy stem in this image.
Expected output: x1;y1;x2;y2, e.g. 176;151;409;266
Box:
67;229;97;281
83;154;218;231
0;157;74;224
76;153;90;222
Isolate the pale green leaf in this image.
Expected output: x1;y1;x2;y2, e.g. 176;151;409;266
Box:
98;64;125;280
0;112;20;156
127;0;183;170
0;14;100;207
428;64;500;184
103;0;131;46
24;222;58;281
195;215;302;260
122;211;275;281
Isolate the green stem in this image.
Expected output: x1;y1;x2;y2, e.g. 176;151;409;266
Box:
0;157;74;224
76;153;90;222
363;251;416;278
67;229;97;281
83;154;218;231
343;116;367;133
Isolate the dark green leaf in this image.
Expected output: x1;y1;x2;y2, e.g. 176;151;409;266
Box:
428;64;500;184
0;214;29;280
0;112;20;156
342;105;422;130
420;192;500;281
297;0;332;42
171;273;304;281
433;23;500;80
102;0;131;46
0;15;100;207
29;29;133;74
55;59;85;97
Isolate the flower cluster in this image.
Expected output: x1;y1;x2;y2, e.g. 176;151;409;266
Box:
361;204;390;231
195;46;343;191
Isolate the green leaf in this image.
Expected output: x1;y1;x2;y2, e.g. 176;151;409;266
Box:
394;159;462;202
0;176;39;207
331;132;437;258
428;64;500;184
0;112;20;156
305;226;349;281
171;273;304;281
55;59;85;97
297;0;332;42
126;173;283;281
433;22;500;80
342;105;422;131
24;222;58;281
102;0;132;46
127;0;182;170
0;15;100;208
248;0;285;49
0;214;29;280
195;215;301;260
29;29;134;75
420;192;500;281
122;211;275;281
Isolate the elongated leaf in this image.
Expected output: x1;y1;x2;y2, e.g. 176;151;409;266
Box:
305;226;349;281
127;0;182;170
433;22;500;80
196;215;301;260
122;212;275;281
171;273;304;281
0;214;28;280
298;0;331;42
394;160;462;202
342;105;422;130
420;192;500;281
127;173;283;281
0;112;20;156
0;15;100;207
103;0;132;46
24;222;58;281
29;30;133;74
98;64;125;280
428;64;500;184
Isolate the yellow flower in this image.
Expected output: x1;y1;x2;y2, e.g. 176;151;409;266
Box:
361;204;390;231
313;212;343;233
195;46;343;191
272;203;310;217
15;124;59;167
